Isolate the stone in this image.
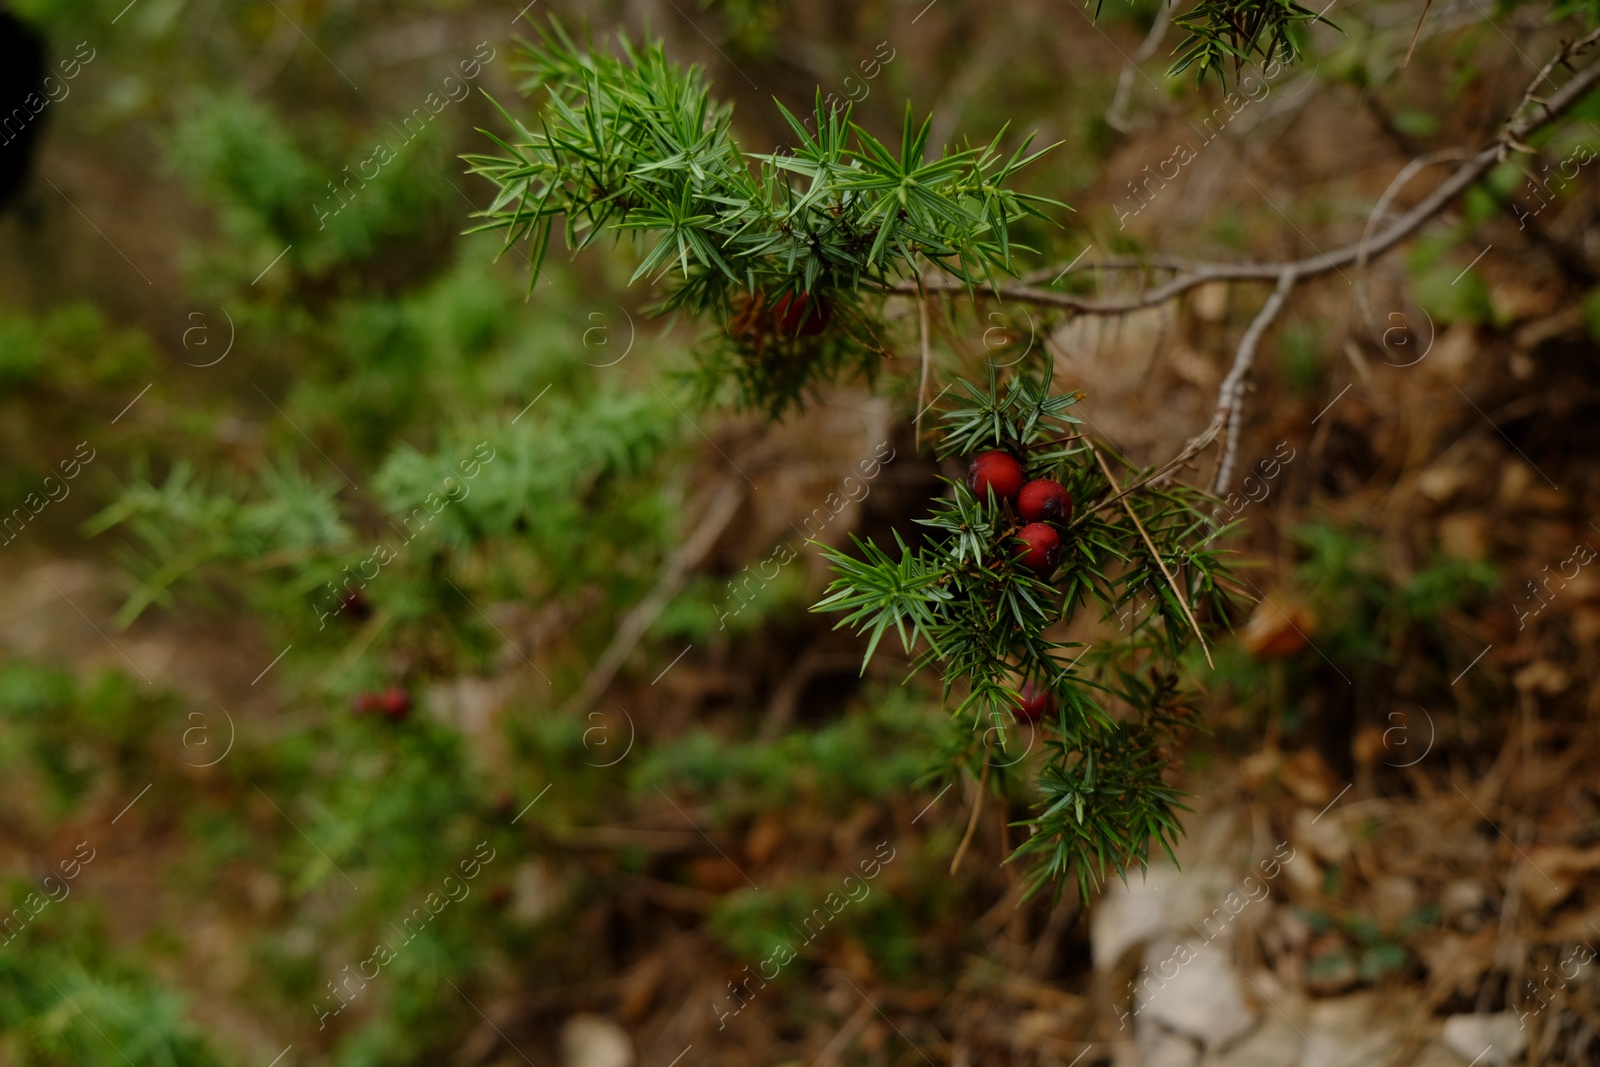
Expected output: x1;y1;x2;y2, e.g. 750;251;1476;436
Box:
1301;994;1397;1067
1093;864;1184;970
1140;1028;1202;1067
1440;1013;1526;1064
561;1015;633;1067
1200;1009;1301;1067
1136;938;1258;1049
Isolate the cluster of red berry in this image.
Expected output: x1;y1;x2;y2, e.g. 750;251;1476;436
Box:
729;290;832;342
966;450;1073;574
966;450;1074;724
772;291;830;337
351;687;410;721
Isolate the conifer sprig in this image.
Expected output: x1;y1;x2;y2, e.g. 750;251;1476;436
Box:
465;20;1065;413
813;358;1241;899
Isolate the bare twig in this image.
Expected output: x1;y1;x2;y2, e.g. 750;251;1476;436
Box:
813;998;876;1067
1214;269;1296;492
916;279;933;446
1090;441;1214;668
1353;148;1471;346
564;481;745;714
895;35;1600;316
1402;0;1435;68
950;756;991;876
1106;0;1175;133
1073;269;1295;517
1019;254;1192;284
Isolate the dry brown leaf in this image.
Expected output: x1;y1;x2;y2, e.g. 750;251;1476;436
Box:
1515;845;1600;913
1283;749;1338;807
1293;805;1351;863
1240;598;1317;659
1437;513;1490;562
618;954;666;1021
1513;660;1570;696
744;812;786;866
687;857;750;894
1240;748;1285;790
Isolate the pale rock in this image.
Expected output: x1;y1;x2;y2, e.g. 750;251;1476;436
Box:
1139;1027;1202;1067
1093;864;1185;970
1440;1013;1526;1063
561;1015;634;1067
1301;993;1397;1067
1200;1008;1300;1067
1094;854;1249;972
1137;938;1257;1049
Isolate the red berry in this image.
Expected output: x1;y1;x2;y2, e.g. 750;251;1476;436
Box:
1013;681;1054;723
773;291;830;337
377;687;410;720
1017;479;1072;524
351;692;381;715
339;589;373;621
967;451;1024;503
1015;522;1061;574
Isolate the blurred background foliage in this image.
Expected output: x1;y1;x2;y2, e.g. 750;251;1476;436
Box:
1;0;1598;1062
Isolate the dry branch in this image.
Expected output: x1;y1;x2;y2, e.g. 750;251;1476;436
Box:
896;30;1600;316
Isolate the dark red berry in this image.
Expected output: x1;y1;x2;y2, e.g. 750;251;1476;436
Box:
485;883;511;908
339;589;373;621
1017;479;1073;524
967;451;1024;502
377;687;410;720
773;291;830;337
351;692;381;715
1015;522;1061;574
1013;681;1054;723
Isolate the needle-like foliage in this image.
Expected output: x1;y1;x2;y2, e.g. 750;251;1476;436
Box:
813;358;1243;900
1167;0;1326;85
465;20;1065;414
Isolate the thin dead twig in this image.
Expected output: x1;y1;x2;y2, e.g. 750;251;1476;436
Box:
1214;269;1297;493
950;756;991;876
1106;0;1175;133
1090;441;1214;669
564;480;745;714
